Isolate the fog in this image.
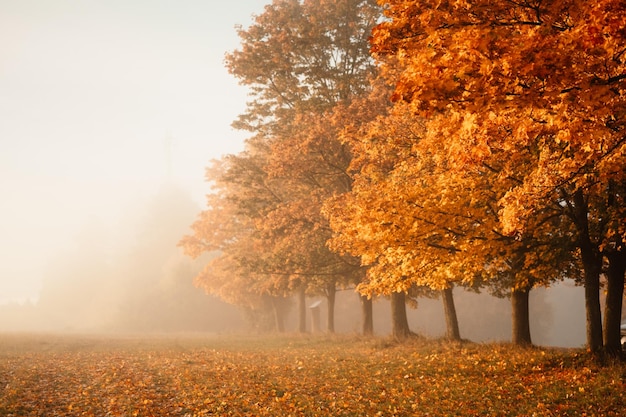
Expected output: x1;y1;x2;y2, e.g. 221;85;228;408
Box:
0;173;589;344
0;179;587;345
293;283;586;348
0;1;588;347
0;2;267;305
0;184;244;333
0;211;588;345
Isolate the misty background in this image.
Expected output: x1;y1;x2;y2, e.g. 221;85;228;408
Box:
0;0;587;347
1;0;267;303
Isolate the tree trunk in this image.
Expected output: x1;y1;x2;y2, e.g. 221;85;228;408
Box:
297;285;306;333
441;286;461;341
573;189;604;354
583;264;603;354
361;294;373;336
272;297;285;333
391;291;411;339
604;248;625;356
511;286;532;346
326;281;336;333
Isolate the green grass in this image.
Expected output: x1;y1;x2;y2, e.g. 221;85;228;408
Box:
1;333;624;416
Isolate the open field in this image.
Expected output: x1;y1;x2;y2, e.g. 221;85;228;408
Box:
1;333;625;416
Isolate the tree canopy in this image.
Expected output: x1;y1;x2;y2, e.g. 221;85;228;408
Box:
181;0;381;332
365;0;625;352
181;0;624;350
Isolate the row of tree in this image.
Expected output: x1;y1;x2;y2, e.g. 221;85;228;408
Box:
180;0;625;356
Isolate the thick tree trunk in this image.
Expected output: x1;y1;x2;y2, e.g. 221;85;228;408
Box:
298;285;306;333
391;291;411;339
604;249;625;356
360;294;374;336
441;286;461;341
511;286;532;346
326;282;336;333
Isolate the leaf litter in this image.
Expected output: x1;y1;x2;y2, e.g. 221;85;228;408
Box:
1;334;625;416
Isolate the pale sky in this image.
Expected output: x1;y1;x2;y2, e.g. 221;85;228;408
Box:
0;0;268;303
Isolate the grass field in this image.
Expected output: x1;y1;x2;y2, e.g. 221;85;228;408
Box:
1;333;625;416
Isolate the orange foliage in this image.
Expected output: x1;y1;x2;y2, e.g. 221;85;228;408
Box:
180;1;381;314
325;81;574;298
371;0;625;239
362;0;625;351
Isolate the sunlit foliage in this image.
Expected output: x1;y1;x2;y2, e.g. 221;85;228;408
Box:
363;0;625;352
180;0;624;349
181;0;381;332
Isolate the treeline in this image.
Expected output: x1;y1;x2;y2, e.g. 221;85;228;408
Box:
180;0;625;356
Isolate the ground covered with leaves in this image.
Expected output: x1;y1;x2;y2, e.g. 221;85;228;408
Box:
1;333;625;416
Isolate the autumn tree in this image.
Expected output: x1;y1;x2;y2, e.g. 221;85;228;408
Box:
182;0;383;334
180;145;296;332
370;0;626;354
225;0;382;333
227;0;379;133
325;84;575;344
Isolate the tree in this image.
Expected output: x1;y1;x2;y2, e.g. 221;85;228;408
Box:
370;0;625;354
227;0;379;133
325;79;577;345
180;146;295;332
183;0;383;334
322;80;430;338
228;0;382;333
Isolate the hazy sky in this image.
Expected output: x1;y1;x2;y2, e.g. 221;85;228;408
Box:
0;0;269;304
